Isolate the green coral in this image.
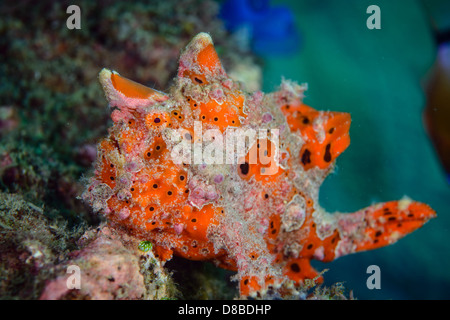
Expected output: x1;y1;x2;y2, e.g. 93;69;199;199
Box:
138;241;153;252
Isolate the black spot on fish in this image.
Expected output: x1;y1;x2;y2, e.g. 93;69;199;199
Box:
301;149;311;166
290;263;301;273
324;144;332;162
240;162;249;175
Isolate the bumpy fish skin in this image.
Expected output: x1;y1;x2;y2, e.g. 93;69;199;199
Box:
82;33;436;297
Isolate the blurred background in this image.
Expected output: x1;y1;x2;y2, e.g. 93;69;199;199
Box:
0;0;449;299
260;0;450;299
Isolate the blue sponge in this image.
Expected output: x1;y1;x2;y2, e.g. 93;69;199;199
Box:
220;0;300;55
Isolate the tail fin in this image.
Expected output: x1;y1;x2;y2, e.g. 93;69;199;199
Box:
335;198;436;258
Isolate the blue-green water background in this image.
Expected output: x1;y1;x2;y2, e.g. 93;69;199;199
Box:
261;0;450;299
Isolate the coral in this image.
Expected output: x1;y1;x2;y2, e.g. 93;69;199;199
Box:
0;106;19;136
83;32;436;298
40;225;179;300
303;281;352;300
166;257;237;299
0;192;84;299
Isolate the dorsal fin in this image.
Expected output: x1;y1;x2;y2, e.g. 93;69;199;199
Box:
177;32;226;84
98;68;168;110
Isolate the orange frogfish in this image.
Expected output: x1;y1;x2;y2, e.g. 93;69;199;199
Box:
82;33;436;298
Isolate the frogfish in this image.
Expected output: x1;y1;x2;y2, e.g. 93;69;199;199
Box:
82;33;436;298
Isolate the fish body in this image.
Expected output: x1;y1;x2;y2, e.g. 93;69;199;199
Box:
83;33;435;297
